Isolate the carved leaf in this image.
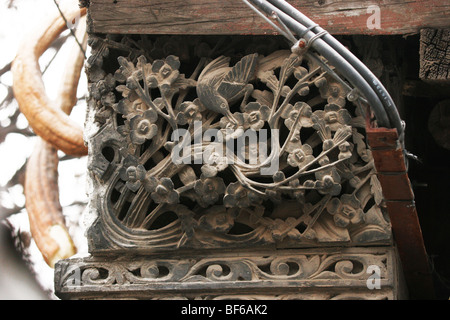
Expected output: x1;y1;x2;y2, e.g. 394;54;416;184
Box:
352;128;372;162
370;175;384;206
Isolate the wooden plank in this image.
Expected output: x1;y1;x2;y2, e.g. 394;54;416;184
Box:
385;201;435;299
377;173;414;200
371;149;407;173
366;127;399;149
366;125;435;299
85;0;450;36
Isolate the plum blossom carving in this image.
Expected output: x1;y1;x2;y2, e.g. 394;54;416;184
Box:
201;152;229;178
242;102;270;131
147;55;181;92
88;37;386;247
119;155;146;192
287;144;314;168
175;98;206;125
315;174;342;196
316;76;348;107
150;177;180;204
314;156;342;196
129;109;158;145
327;194;364;227
223;182;261;208
219;112;246;140
90;73;116;107
280;102;313;129
197;206;236;233
114;56;144;90
313;104;352;131
114;98;144;118
194;177;227;208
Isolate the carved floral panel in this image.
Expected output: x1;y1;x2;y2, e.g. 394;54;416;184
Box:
84;35;391;252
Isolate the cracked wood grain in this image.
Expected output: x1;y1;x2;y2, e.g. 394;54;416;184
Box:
420;28;450;82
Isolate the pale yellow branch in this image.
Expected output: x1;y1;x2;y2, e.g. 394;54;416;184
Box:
12;7;88;156
23;10;88;268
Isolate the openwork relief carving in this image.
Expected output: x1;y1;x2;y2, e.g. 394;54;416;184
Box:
85;35;391;251
56;248;395;300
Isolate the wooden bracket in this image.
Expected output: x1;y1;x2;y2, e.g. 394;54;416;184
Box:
366;124;435;299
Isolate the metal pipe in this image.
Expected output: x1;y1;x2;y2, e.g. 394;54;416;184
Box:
247;0;391;129
266;0;404;138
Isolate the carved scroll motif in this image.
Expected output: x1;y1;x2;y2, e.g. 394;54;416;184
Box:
55;247;398;299
85;35;391;251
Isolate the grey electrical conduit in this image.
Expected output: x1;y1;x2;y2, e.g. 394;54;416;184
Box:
244;0;401;140
266;0;404;139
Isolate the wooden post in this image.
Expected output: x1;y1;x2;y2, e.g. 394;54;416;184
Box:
420;29;450;82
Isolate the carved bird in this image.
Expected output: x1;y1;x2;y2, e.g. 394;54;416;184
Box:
197;53;259;125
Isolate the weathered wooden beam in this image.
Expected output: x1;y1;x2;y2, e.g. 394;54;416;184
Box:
85;0;450;36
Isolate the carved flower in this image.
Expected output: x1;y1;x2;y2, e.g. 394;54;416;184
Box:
94;105;113;125
116;84;139;101
90;73;116;107
327;194;364;228
264;171;285;202
147;55;180;91
219;112;246;140
282;127;302;153
242;102;270;131
114;98;146;118
313;104;351;131
129;109;158;145
287;144;314;168
201;152;228;178
85;36;108;81
280;102;314;129
289;179;306;204
223;182;261;208
150;177;179;204
175;98;206;125
115;56;144;90
270;217;302;241
119;155;146;192
198;206;236;233
315;174;342;196
316;76;348;107
194;177;227;208
338;141;353;160
314;156;342;196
